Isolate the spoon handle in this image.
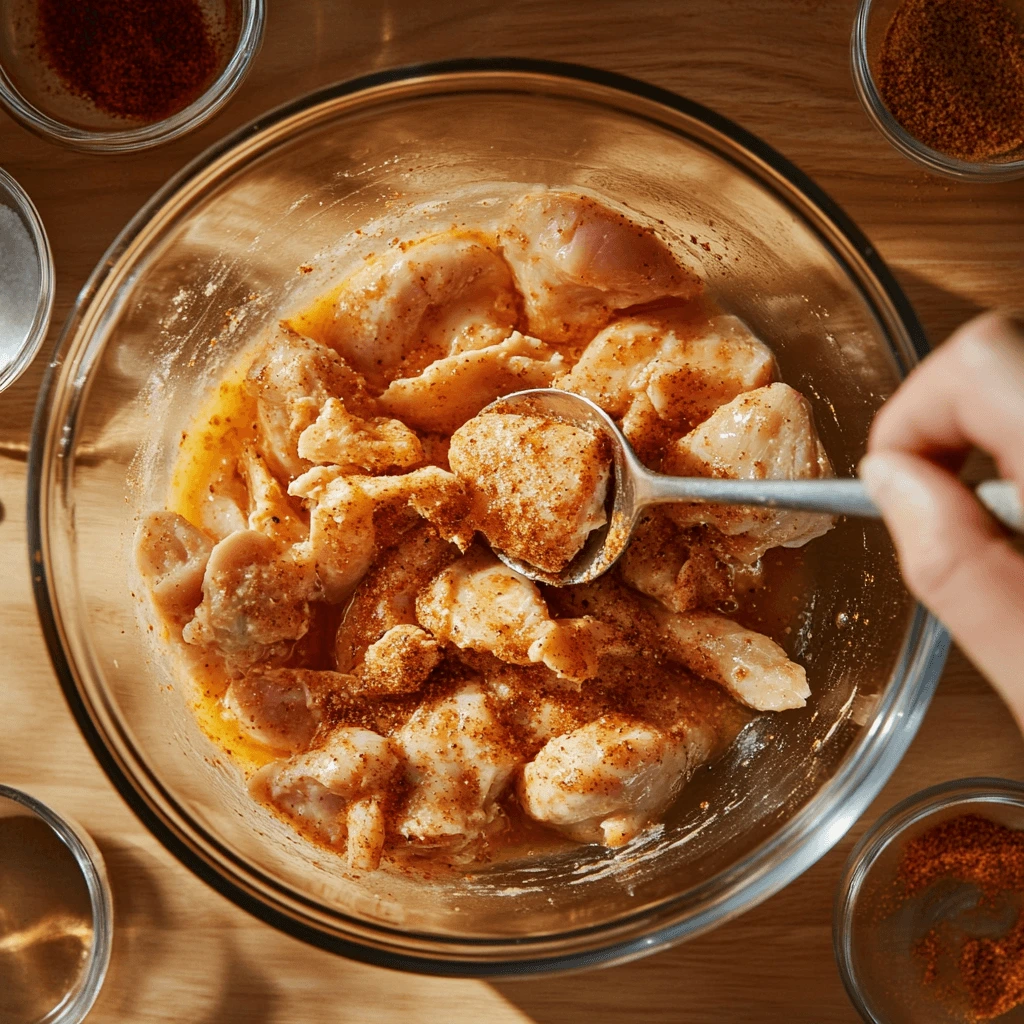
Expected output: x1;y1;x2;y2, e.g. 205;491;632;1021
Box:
638;475;1024;533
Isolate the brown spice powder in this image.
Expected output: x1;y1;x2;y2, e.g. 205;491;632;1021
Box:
878;0;1024;160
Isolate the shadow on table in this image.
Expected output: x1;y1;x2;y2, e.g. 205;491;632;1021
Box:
93;835;281;1023
890;267;986;351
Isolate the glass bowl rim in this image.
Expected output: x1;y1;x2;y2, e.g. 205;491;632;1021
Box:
0;0;266;154
0;782;113;1024
27;56;946;976
0;165;54;391
850;0;1024;182
833;776;1024;1022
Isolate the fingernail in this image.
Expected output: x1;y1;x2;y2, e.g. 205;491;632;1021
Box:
859;453;939;532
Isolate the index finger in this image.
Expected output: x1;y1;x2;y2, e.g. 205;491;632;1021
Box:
869;313;1024;483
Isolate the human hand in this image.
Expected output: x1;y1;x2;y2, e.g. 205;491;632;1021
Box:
859;313;1024;725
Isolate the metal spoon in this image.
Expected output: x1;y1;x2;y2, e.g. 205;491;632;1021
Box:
481;388;1024;587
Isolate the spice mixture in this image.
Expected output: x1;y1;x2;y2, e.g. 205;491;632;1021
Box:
878;0;1024;161
899;813;1024;1020
0;204;40;374
36;0;221;121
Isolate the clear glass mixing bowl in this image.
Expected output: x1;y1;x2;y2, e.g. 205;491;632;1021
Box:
28;59;947;975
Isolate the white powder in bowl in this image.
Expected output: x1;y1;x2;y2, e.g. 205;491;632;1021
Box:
0;203;42;374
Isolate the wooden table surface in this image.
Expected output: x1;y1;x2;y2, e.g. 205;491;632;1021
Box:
2;1;1023;1020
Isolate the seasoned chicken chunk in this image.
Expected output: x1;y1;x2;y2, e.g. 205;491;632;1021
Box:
416;547;625;683
182;530;316;670
656;609;810;712
135;511;213;630
245;325;376;479
519;714;714;846
378;331;565;435
297;398;423;472
289;234;520;391
335;526;459;672
359;625;442;694
498;191;701;344
250;727;401;870
394;683;518;848
238;444;307;550
224;667;356;752
663;382;836;562
560;311;777;428
449;411;611;573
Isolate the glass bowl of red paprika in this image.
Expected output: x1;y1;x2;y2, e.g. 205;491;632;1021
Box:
851;0;1024;182
0;0;265;153
835;777;1024;1023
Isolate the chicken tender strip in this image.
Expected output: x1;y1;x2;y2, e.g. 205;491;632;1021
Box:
135;511;214;631
416;546;626;684
449;411;611;573
359;625;442;694
238;443;308;549
297;397;424;472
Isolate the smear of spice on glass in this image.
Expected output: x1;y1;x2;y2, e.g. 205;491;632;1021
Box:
877;0;1024;160
897;814;1024;1021
36;0;222;121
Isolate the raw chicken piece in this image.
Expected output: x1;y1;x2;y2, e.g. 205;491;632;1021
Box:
135;511;213;629
288;466;470;603
498;191;701;344
416;547;625;684
518;714;713;846
449;411;611;573
359;625;442;694
290;234;521;391
335;526;459;672
378;331;565;435
182;530;316;670
656;609;810;712
559;311;776;427
297;397;423;472
250;727;401;870
245;325;376;479
663;382;836;562
394;683;518;847
619;512;732;614
238;444;307;550
224;667;356;752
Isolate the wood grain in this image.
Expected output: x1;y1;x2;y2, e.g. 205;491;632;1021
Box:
1;1;1022;1020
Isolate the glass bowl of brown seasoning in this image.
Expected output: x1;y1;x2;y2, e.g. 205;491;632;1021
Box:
0;0;265;153
852;0;1024;181
835;778;1024;1023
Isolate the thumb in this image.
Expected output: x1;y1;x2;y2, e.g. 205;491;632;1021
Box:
859;451;1024;717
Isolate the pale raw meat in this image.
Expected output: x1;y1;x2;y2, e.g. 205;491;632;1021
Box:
250;727;401;870
656;609;810;712
245;325;376;479
335;525;459;672
182;530;316;669
297;398;423;472
359;625;442;694
498;191;701;343
238;444;307;550
378;331;565;435
135;511;213;629
416;546;625;683
394;683;518;847
619;512;732;614
294;234;520;391
663;382;836;562
224;667;356;751
449;411;610;573
518;714;714;846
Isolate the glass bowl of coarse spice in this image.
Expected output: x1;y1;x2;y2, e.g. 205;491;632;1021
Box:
0;0;265;153
852;0;1024;181
836;778;1024;1023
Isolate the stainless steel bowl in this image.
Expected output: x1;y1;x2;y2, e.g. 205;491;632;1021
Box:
28;59;947;975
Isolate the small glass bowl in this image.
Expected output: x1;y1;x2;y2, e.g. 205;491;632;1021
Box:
0;166;53;392
0;784;112;1024
0;0;265;153
834;777;1024;1024
851;0;1024;182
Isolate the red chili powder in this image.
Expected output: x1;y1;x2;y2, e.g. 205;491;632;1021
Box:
877;0;1024;160
898;814;1024;1021
36;0;222;122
